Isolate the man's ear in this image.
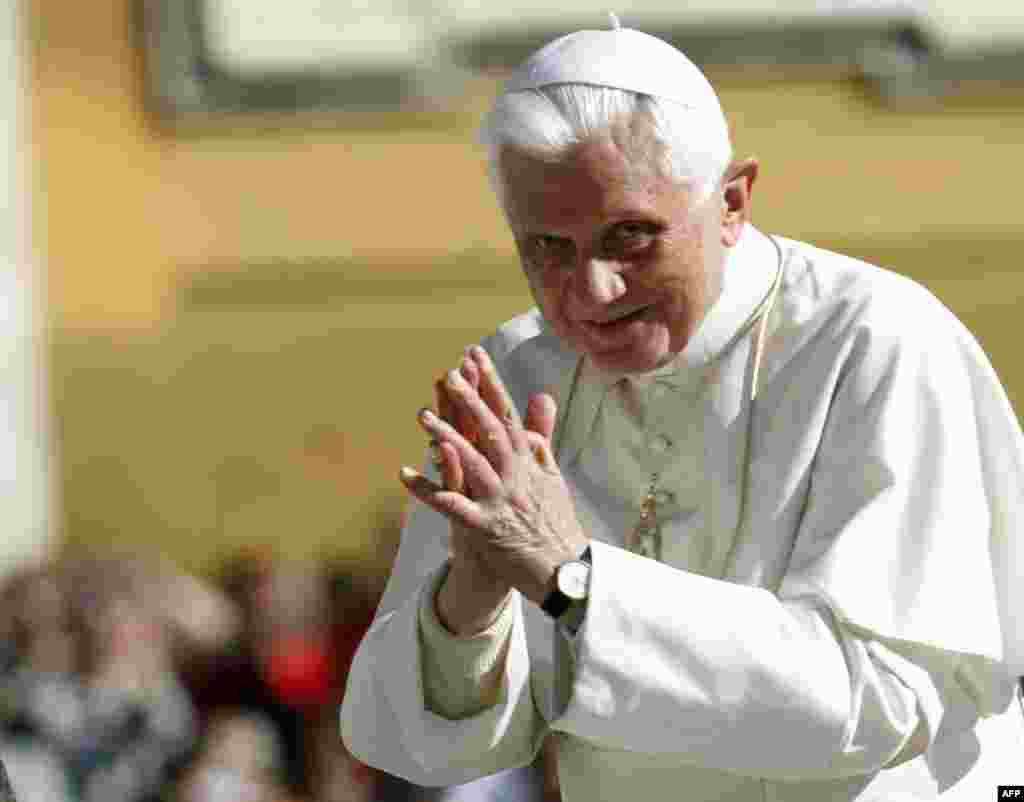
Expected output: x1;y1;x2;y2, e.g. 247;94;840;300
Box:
720;157;759;247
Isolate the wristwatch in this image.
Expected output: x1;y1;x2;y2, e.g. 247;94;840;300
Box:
541;545;592;619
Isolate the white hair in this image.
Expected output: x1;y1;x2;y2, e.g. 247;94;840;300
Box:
478;84;733;209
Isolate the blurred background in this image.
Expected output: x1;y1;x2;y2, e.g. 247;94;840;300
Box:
2;0;1022;800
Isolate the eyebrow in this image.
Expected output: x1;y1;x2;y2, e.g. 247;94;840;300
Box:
522;213;667;239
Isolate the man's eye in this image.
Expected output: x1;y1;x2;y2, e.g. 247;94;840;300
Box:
531;236;571;262
606;223;655;253
534;235;562;250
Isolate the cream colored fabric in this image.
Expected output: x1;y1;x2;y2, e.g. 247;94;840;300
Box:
418;563;516;720
341;227;1024;799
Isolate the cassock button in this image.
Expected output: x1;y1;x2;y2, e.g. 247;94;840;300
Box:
650;434;673;453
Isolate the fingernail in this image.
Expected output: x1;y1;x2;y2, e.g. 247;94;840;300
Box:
400;466;419;482
446;369;463;388
418;407;436;423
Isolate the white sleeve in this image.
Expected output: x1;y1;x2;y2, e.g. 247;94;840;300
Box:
340;479;547;787
555;539;943;780
417;562;517;720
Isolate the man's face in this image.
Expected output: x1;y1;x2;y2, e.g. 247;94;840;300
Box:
500;135;730;375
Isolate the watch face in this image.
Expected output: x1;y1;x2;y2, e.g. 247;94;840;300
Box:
557;561;590;601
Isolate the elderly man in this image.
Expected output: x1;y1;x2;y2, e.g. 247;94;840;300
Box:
340;22;1024;801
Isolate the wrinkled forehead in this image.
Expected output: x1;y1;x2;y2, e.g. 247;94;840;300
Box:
498;138;688;233
496;106;671;198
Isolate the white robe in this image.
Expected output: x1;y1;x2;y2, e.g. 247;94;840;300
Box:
340;228;1024;800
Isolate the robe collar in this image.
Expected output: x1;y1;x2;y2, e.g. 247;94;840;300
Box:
554;224;780;468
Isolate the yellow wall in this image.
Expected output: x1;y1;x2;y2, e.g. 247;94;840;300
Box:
31;0;1024;577
32;0;526;331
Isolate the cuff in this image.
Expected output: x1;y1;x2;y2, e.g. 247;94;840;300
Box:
380;563;537;771
418;562;516;719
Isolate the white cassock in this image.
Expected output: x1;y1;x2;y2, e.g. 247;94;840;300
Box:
340;226;1024;801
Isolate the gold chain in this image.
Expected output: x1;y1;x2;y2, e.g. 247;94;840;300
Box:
622;236;785;563
552;235;785;566
627;471;663;560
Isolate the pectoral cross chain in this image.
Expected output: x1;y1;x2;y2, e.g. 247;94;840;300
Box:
628;472;662;561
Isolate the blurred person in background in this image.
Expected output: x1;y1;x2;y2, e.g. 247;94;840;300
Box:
315;571;382;802
1;560;91;800
186;553;378;802
72;590;196;802
307;712;373;802
341;20;1024;802
0;564;70;801
185;553;314;798
177;708;296;802
0;548;242;802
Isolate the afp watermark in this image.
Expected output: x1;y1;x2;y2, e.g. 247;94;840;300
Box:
999;787;1024;799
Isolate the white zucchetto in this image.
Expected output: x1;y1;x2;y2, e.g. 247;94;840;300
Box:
503;22;728;134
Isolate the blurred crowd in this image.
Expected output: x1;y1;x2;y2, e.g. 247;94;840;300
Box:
0;545;559;802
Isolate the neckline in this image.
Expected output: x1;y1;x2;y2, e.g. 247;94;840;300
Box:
553;230;785;462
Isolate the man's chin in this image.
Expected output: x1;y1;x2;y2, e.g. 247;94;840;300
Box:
555;323;671;374
583;345;669;376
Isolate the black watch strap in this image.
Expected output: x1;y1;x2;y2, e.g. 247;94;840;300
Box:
541;545;592;619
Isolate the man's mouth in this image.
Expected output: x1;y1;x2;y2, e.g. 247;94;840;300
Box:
588;305;652;326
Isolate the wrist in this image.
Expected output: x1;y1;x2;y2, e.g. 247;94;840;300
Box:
436;560;512;637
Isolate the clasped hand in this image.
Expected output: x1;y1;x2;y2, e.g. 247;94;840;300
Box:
400;345;588;608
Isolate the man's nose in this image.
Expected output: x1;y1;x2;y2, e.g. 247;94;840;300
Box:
576;257;626;305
